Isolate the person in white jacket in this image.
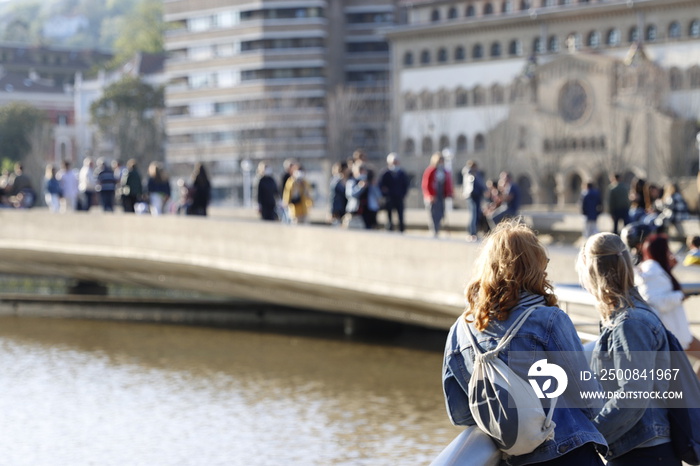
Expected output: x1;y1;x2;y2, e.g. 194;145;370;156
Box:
635;234;700;358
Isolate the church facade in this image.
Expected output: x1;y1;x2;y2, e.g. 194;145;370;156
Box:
385;0;700;206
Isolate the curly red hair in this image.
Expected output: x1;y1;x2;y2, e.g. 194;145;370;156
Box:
464;220;557;331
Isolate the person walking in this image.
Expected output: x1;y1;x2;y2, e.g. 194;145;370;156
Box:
607;174;630;235
577;232;681;465
379;153;409;233
443;220;607;465
421;152;453;238
57;160;79;212
282;165;313;224
43;164;61;213
635;234;700;359
461;160;486;241
188;163;211;216
329;162;349;226
581;181;603;239
95;158;116;212
146;162;171;215
256;162;279;221
661;183;689;241
120;159;143;213
78;157;96;211
344;163;369;229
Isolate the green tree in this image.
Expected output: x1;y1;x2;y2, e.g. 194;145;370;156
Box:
90;75;165;168
112;0;164;65
0;102;49;162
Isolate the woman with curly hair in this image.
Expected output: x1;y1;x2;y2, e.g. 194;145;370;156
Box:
442;220;606;466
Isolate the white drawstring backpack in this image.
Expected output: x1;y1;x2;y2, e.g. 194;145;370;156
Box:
463;305;557;456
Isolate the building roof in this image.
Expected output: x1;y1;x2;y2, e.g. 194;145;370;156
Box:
0;70;65;95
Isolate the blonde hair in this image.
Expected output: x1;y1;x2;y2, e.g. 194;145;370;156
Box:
576;232;641;319
464;220;557;331
429;152;444;167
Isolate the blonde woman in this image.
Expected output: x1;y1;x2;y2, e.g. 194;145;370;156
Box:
577;233;679;466
442;221;606;465
282;164;312;224
146;162;171;215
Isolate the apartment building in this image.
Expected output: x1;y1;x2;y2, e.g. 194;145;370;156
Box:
164;0;397;202
386;0;700;206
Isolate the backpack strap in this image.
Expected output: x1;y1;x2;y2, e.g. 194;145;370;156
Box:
464;304;540;357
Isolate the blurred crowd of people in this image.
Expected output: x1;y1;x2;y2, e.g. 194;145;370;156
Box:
256;149;411;231
0;158;211;216
580;174;690;245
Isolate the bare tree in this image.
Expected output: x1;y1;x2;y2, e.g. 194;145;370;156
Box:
326;84;389;161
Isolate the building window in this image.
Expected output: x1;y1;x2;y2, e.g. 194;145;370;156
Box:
403;51;413;66
456;135;467;152
606;28;620;46
466;5;476;17
587;30;600;48
518;126;527;149
437;48;448;63
646;24;657;41
473;43;484;59
490;42;502;57
456;88;468;106
668;21;681;39
454;46;466;61
670;68;683;90
492;85;504;104
690;20;700;37
689;67;700;88
502;1;513;13
404;93;417;111
404;138;415;155
422;136;433;155
420;49;430;64
474;133;485;151
439;135;450;150
437;90;450;108
473;87;485;105
431;9;440;21
484;3;494;15
533;37;543;54
544;0;555;6
509;39;522;56
548;35;559;52
420;92;434;109
629;26;639;43
448;7;458;19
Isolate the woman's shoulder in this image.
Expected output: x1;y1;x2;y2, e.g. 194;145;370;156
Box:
637;259;662;276
613;304;664;334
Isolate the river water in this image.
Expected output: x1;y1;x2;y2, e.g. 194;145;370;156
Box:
0;315;459;465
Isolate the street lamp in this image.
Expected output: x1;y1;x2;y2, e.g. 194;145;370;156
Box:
442;148;454;213
241;158;253;208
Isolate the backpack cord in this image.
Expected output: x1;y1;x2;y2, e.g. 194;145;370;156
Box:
465;304;558;430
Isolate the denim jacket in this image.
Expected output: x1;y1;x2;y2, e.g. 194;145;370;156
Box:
443;292;607;466
591;298;671;459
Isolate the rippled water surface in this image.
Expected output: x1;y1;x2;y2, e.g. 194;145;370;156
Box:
0;316;458;465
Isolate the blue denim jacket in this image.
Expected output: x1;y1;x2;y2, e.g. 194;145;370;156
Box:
442;292;607;466
591;299;671;459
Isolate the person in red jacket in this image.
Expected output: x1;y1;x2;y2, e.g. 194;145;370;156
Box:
421;152;453;237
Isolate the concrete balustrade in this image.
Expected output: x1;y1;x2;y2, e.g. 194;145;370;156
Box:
1;209;700;331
